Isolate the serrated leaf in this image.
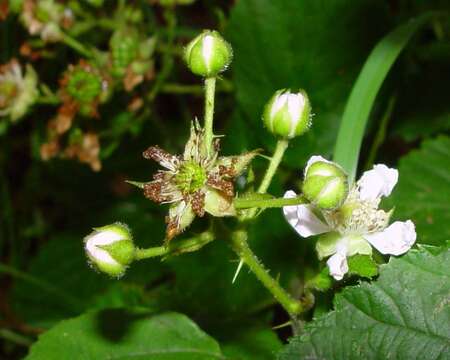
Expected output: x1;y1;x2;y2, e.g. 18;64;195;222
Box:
25;309;223;360
387;136;450;245
277;247;450;360
348;255;378;278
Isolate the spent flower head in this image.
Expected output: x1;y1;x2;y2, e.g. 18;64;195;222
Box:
284;156;416;280
134;121;257;241
0;59;37;122
21;0;73;42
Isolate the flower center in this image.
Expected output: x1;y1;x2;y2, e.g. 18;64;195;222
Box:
325;189;390;236
175;161;206;194
0;81;17;108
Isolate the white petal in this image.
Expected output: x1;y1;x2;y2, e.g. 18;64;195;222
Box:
270;92;288;119
304;155;333;175
202;35;214;70
326;250;348;280
282;190;330;238
85;230;123;265
364;220;416;256
358;164;398;201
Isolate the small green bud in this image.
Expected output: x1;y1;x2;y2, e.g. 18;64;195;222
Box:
184;30;232;77
84;222;135;277
302;158;348;210
263;89;311;139
66;66;103;103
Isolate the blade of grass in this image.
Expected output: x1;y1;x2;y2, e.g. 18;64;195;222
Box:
333;12;436;182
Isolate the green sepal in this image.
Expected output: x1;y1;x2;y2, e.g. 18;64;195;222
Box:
348;254;378;278
99;240;135;266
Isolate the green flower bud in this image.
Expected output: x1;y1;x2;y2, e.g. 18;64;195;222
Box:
110;29;140;77
262;89;311;139
184;30;232;77
84;222;135;277
302;158;348;210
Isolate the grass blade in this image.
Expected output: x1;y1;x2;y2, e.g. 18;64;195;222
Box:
333;13;436;182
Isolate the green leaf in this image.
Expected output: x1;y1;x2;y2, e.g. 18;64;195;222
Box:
277;246;450;359
348;255;378;278
227;0;389;168
333;12;435;182
26;309;224;360
221;327;282;360
387;136;450;246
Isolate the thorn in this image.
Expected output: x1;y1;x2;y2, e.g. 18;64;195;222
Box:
232;259;244;284
125;180;146;189
272;320;292;330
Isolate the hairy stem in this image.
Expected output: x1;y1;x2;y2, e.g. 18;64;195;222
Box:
203;77;217;155
234;195;306;209
257;139;289;193
134;231;214;260
230;230;303;316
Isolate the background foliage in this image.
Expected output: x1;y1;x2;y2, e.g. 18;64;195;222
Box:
1;0;449;359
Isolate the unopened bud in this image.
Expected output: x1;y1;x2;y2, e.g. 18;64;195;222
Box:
302;159;348;210
263;89;311;139
84;222;135;277
184;30;232;77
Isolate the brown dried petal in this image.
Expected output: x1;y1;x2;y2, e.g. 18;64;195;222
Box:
207;175;234;197
143;145;179;172
191;191;205;217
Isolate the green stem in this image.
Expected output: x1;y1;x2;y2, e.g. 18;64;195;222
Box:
203;77;217;155
0;329;33;347
135;246;167;260
234;195;306;209
59;32;92;58
0;263;82;312
364;94;397;170
161;82;232;95
134;231;214;260
230;230;303;316
257;139;289;194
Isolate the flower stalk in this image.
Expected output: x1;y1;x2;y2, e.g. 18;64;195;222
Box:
234;195;306;209
230;230;304;317
257;138;289;193
203;76;216;155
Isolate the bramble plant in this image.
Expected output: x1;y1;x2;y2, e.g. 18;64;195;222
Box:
1;2;449;360
85;29;418;318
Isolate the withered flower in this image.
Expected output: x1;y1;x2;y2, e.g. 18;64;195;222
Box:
139;122;257;241
0;59;37;121
64;131;102;171
21;0;73;42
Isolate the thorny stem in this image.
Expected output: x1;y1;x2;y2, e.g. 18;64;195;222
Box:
230;230;304;317
257;139;289;194
203;77;217;156
234;195;306;209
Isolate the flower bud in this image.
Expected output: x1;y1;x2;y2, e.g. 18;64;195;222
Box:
184;30;232;77
84;222;135;277
262;89;311;139
302;160;348;210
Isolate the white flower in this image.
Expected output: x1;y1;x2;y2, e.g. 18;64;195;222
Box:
283;156;416;280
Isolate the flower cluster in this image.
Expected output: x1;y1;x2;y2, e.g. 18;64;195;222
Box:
284;156;416;280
